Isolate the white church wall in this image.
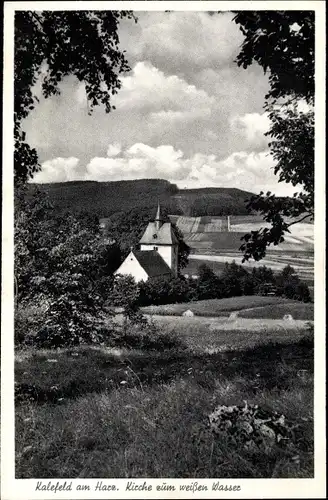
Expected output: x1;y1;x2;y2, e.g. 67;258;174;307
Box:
157;245;173;271
140;244;154;252
114;252;148;283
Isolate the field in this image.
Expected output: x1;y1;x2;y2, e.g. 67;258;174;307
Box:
239;303;314;321
141;296;314;320
16;295;314;478
183;252;314;285
173;215;314;253
171;214;314;284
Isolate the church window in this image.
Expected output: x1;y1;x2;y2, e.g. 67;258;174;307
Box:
154;246;158;251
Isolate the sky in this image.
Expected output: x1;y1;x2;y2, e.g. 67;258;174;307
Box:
25;11;296;196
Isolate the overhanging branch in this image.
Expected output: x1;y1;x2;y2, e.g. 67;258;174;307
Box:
287;213;314;228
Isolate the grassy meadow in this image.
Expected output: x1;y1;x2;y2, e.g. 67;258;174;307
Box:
141;296;314;319
15;299;314;478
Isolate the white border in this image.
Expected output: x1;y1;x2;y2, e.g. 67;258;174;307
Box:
2;2;326;499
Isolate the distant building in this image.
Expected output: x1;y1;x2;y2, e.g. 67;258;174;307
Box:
114;204;179;283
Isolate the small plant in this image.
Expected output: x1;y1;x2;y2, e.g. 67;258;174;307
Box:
209;402;298;452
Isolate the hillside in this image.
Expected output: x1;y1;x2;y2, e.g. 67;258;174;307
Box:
28;179;254;218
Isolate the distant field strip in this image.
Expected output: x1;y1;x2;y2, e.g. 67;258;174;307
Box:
189;253;314;276
175;217;200;233
185;233;203;242
141;296;311;317
174;215;314;253
204;219;228;232
147;315;311;336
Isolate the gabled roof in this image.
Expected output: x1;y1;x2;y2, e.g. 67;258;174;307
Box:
133;250;173;278
139;221;178;245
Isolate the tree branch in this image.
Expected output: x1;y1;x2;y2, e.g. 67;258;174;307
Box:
30;12;45;32
287;213;314;228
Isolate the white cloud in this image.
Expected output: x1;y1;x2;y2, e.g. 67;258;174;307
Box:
107;143;122;157
23;12;270;168
32;144;297;197
230;113;271;148
31;157;81;183
119;12;244;76
115;61;215;114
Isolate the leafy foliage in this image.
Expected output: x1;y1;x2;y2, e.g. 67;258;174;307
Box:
107;274;144;323
197;264;223;300
138;261;310;307
15;10;136;183
275;265;311;302
234;12;314;261
139;275;192;307
15;187;121;346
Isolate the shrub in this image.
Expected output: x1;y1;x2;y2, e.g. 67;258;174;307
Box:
14;305;44;346
275;265;311;302
197;264;223;300
220;261;250;297
138;275;191;306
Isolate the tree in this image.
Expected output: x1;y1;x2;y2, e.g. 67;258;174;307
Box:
221;261;249;297
138;275;191;306
233;12;314;261
275;264;310;302
15;10;136;184
197;264;223;300
15;188;121;345
108;274;145;323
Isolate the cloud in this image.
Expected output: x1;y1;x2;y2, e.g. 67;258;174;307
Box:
32;143;297;197
230;113;271;149
85;143;188;181
22;13;270;169
114;61;215;115
32;157;81;183
107;143;122;157
119;12;244;77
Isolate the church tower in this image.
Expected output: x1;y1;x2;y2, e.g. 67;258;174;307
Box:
139;203;179;276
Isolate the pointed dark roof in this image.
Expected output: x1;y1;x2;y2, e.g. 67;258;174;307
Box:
139;222;178;245
133;250;173;278
155;202;163;222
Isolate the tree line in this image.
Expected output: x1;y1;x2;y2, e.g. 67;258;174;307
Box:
28;180;252;218
134;262;311;308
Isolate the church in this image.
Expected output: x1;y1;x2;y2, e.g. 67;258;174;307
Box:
114;204;178;283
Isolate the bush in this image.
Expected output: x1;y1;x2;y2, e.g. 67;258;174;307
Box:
14;305;43;346
275;265;311;302
196;264;223;300
138;262;311;308
138;275;192;306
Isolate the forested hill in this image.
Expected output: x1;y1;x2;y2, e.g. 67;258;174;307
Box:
28;179;254;217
